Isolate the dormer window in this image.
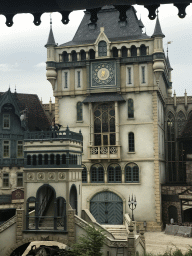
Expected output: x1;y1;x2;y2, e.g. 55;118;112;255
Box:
3;114;10;129
98;41;107;57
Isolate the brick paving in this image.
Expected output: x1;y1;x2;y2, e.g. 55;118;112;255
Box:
145;232;192;254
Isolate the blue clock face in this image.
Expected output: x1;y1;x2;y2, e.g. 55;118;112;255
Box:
92;62;116;87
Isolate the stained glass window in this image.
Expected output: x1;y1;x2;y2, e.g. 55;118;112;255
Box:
141;66;145;83
64;72;68;88
125;163;139;183
128;68;132;84
128;99;134;118
77;71;81;88
98;41;107;57
77;102;83;121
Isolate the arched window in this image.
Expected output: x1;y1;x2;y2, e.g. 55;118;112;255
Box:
27;155;31;165
91;164;104;183
56;154;60;165
121;46;127;58
131;46;137;57
125;163;139;183
108;164;121;183
63;51;68;62
44;154;48;165
62;154;66;164
89;49;95;59
80;50;86;61
50;154;54;165
140;45;146;56
38;154;42;165
98;41;107;57
32;155;37;165
128;99;134;118
177;111;186;136
77;102;83;121
128;132;135;152
71;51;77;62
82;166;87;183
167;112;176;182
70;184;77;214
112;47;118;57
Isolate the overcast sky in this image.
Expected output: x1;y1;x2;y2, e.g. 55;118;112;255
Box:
0;4;192;103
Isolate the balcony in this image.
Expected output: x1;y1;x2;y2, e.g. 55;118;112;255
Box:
88;145;121;160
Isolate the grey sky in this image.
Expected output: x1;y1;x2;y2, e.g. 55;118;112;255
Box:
0;4;192;103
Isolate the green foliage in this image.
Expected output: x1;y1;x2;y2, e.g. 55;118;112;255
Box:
68;224;106;256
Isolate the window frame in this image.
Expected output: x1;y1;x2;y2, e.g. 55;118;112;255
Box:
62;70;70;89
125;163;139;183
77;102;83;122
2;173;9;188
108;165;122;183
126;65;134;86
75;69;83;89
17;141;24;158
17;172;23;187
140;64;147;85
98;40;107;57
128;132;135;153
3;114;10;129
128;99;134;119
3;140;10;158
91;165;104;183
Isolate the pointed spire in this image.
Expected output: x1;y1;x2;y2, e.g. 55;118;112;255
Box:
152;11;165;38
45;13;57;48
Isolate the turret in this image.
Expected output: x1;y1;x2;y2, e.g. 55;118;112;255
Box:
152;14;165;85
45;15;57;90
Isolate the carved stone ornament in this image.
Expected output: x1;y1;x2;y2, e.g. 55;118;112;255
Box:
48;172;55;180
58;172;66;180
37;172;45;180
27;172;34;181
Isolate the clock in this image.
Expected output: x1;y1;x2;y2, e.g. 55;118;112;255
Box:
93;63;114;85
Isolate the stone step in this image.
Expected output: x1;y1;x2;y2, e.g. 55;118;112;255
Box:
102;225;128;240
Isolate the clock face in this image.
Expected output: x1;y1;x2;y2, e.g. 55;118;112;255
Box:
93;63;114;85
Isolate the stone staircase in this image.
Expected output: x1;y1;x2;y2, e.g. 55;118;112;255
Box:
102;225;128;240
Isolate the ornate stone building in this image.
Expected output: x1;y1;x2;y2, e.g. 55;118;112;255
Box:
45;6;172;231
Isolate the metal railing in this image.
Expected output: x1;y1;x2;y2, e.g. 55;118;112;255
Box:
27;216;67;231
24;128;83;143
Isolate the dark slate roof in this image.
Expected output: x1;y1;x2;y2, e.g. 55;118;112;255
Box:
45;24;57;47
60;6;149;47
152;15;165;38
82;92;125;103
0;91;50;131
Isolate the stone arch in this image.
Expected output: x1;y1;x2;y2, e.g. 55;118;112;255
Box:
7;238;68;256
168;205;178;223
89;189;125;225
140;44;147;56
187;110;192;120
69;184;78;214
131;45;137;57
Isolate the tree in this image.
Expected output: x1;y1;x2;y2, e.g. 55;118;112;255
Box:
68;224;106;256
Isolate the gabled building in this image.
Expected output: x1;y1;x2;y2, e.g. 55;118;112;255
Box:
45;6;172;231
0;89;50;224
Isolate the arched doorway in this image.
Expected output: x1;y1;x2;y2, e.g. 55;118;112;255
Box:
90;191;123;225
70;184;77;214
168;205;178;223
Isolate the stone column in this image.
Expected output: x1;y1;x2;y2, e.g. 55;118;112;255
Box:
16;209;24;243
77;52;80;61
87;170;90;183
137;47;140;56
89;103;94;146
68;53;71;62
67;209;76;245
128;48;131;57
86;51;89;60
104;170;107;183
127;222;136;256
118;49;121;57
115;101;120;146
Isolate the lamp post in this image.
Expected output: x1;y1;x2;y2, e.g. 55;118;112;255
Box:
128;195;137;221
